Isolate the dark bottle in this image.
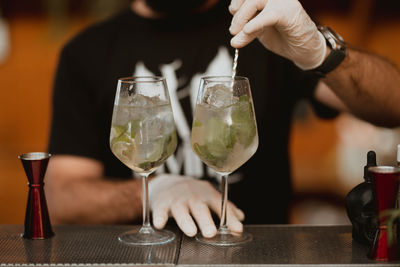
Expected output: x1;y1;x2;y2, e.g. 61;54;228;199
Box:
345;150;377;245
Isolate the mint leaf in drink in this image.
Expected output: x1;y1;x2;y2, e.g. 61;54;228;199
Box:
231;94;256;147
193;117;234;169
162;130;177;158
204;117;234;157
193;120;203;127
144;130;177;164
193;143;222;168
129;119;142;138
239;95;249;101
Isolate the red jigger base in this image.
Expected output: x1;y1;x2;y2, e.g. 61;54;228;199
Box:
19;152;54;240
368;227;397;261
368;166;400;262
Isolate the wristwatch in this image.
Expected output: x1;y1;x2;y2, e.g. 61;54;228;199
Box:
310;25;347;76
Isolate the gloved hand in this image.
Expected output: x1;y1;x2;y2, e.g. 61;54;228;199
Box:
229;0;327;70
148;174;245;237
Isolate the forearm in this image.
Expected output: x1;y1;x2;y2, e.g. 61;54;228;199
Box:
323;48;400;127
229;0;400;126
47;177;142;224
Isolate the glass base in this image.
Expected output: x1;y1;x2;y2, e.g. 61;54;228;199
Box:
196;228;252;246
118;226;175;246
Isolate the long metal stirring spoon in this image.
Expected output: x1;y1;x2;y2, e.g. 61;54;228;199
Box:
231;48;239;85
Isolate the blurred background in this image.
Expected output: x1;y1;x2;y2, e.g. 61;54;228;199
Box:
0;0;399;225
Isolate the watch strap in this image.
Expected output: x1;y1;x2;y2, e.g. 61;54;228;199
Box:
310;47;347;77
310;42;347;77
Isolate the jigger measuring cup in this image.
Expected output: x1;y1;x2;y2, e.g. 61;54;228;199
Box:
18;152;54;239
368;166;400;261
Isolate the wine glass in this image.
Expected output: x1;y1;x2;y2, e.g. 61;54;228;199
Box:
191;76;258;245
110;76;177;245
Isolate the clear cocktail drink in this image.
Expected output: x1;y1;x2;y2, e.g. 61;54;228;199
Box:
191;94;258;173
110;100;177;175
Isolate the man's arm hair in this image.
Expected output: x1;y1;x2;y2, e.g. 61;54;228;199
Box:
317;47;400;128
45;155;142;224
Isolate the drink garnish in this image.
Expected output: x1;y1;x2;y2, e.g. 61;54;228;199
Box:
193;120;203;127
193;94;256;169
231;95;256;147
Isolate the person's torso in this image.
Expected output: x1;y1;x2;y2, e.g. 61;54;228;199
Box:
72;5;304;223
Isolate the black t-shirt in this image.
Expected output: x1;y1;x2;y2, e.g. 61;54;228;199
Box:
49;1;334;223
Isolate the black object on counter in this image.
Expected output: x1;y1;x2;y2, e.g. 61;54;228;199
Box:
345;150;377;245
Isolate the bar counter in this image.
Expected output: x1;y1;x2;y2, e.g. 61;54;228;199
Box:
0;225;398;266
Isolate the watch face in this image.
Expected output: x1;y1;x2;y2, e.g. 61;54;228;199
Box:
313;25;348;75
319;25;346;50
326;26;346;46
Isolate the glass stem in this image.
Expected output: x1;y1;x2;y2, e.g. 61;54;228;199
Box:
140;174;154;234
219;174;229;233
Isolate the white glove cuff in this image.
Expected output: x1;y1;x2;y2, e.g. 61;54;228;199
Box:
148;174;170;196
148;174;186;199
294;31;327;71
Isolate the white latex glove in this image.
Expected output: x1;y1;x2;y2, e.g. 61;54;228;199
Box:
0;18;10;65
148;174;245;237
229;0;327;70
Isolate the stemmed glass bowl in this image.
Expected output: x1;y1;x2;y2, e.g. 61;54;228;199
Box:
110;76;177;245
191;76;258;245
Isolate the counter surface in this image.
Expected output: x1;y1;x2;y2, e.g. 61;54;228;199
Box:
0;225;398;266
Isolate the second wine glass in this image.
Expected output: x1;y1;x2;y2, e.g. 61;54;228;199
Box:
110;76;177;245
191;76;258;246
